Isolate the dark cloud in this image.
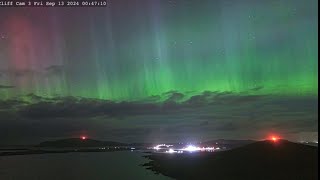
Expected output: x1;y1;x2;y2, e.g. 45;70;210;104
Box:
45;65;65;75
0;69;41;80
0;91;317;144
0;85;15;89
250;86;264;91
200;121;209;126
0;99;27;110
142;95;162;102
214;122;237;131
13;69;35;77
164;92;184;103
185;92;212;105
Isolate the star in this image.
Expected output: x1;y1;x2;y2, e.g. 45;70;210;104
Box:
0;34;7;39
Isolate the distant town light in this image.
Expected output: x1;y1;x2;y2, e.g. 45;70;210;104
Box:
153;144;173;150
182;145;201;152
167;149;176;153
270;136;279;142
81;136;87;140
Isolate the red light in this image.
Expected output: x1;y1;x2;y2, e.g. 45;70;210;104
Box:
270;136;279;142
81;136;86;140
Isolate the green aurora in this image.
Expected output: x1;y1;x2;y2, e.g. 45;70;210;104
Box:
0;0;318;101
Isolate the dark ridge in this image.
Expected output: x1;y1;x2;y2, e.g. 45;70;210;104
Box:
202;139;256;149
143;140;318;180
37;138;128;147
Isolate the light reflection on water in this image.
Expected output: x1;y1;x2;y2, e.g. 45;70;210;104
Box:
0;151;171;180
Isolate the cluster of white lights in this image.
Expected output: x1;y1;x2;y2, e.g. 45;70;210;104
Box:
165;149;184;153
182;145;201;152
153;144;173;150
153;143;217;153
181;145;216;152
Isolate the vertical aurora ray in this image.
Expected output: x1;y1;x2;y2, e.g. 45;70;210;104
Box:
0;0;317;101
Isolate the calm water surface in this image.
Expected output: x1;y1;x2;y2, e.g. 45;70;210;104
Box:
0;151;171;180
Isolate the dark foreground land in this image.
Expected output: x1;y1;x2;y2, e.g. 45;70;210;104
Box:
143;140;318;180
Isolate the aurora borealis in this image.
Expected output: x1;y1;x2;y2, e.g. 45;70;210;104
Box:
0;0;318;144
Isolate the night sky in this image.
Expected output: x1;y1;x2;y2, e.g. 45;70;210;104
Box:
0;0;318;144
